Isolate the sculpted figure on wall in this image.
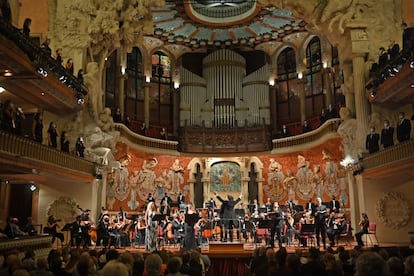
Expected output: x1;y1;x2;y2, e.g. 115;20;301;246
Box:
337;107;358;160
83;62;102;118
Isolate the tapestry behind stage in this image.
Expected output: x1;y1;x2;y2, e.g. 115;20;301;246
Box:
106;137;349;213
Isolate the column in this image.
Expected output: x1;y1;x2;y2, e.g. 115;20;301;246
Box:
323;68;333;108
172;89;179;136
257;178;264;205
118;50;126;120
298;78;307;124
144;83;150;127
347;172;359;235
353;53;371;152
346;22;370;153
269;84;278;134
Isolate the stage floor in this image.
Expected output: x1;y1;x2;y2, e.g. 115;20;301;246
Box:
105;239;409;258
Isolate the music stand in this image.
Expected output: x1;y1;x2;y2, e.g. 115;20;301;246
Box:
247;204;255;213
255;219;272;247
61;223;73;232
170;202;179;208
258;207;267;214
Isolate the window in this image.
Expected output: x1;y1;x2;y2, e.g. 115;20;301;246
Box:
305;37;323;116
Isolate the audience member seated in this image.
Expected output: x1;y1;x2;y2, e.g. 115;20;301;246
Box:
4;217;28;238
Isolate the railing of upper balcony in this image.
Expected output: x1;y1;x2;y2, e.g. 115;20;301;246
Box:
114;123;179;154
272;119;341;150
0;131;95;175
362;138;414;170
0;20;87;99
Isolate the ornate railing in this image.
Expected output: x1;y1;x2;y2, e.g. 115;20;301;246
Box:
0;20;86;96
114;123;179;154
0;235;52;260
362;138;414;169
271;119;341;151
178;122;272;153
190;0;256;18
0;131;95;175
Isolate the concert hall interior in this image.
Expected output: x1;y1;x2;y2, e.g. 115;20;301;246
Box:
0;0;414;273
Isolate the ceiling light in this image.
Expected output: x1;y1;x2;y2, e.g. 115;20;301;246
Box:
370;90;377;97
410;61;414;68
0;86;5;93
4;70;13;77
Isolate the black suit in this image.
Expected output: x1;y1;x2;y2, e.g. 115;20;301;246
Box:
305;202;315;213
381;127;394;148
216;195;241;241
366;133;380;153
269;210;284;247
314;204;328;248
177;194;185;205
329;199;340;212
397;118;411;142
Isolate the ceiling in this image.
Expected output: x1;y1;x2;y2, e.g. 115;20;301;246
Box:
151;0;306;50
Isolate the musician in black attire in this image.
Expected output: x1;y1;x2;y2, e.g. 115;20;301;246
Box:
80;209;92;248
47;215;64;246
177;192;185;205
215;191;242;242
314;197;328;249
381;119;394;148
71;215;84;247
269;202;284;248
160;193;172;215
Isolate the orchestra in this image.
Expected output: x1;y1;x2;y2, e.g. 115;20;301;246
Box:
43;195;354;250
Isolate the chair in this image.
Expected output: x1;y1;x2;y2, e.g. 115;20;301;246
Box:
299;223;316;247
365;222;379;246
336;223;352;246
255;228;269;245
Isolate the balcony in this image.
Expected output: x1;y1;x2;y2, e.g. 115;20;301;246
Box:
0;131;95;183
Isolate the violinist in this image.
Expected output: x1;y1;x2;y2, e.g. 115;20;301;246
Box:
79;208;92;248
160;192;172;215
285;211;299;246
134;216;146;247
172;213;185;247
71;215;84;248
326;211;339;247
109;215;122;248
47;215;64;246
355;213;369;246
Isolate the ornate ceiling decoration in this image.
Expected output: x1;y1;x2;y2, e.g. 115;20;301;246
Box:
149;0;307;50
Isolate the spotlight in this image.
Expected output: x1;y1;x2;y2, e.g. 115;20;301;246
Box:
59;75;67;83
77;97;84;104
36;67;48;77
29;184;37;192
370;90;377;97
410;61;414;68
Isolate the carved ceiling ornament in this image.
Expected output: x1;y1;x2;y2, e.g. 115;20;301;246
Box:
375;192;411;230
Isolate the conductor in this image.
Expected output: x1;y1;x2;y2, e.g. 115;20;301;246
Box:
214;191;242;242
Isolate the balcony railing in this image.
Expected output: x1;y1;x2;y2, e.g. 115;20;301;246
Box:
0;20;86;97
0;131;95;175
114;123;179;154
362;138;414;170
272;119;341;152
